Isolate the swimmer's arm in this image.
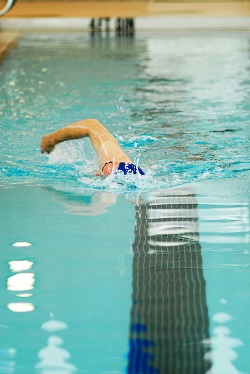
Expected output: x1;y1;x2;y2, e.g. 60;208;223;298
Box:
40;118;118;154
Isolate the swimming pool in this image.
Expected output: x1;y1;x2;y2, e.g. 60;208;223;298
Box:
0;31;250;373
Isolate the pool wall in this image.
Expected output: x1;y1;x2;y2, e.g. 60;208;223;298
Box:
1;16;250;31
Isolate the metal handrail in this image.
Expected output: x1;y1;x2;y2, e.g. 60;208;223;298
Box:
0;0;16;16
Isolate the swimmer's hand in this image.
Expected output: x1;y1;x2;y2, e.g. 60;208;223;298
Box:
40;135;55;154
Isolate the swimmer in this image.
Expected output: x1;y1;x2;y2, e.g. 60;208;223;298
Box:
40;118;145;176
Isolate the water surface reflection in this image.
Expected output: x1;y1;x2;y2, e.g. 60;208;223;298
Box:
0;183;248;373
128;189;210;373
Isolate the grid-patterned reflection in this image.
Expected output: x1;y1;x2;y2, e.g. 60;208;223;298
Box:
128;191;210;374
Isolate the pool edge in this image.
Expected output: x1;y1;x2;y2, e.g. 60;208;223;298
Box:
0;16;250;31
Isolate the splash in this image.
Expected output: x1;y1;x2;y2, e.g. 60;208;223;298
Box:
79;169;166;191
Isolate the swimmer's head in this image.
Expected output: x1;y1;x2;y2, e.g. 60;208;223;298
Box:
97;162;145;177
96;162;120;177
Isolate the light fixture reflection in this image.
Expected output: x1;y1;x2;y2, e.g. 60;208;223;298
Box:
203;310;243;374
7;273;35;291
12;242;32;247
17;293;33;298
36;336;77;371
41;318;68;332
9;260;33;272
7;303;35;312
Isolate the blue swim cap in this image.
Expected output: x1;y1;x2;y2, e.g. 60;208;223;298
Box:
116;162;145;175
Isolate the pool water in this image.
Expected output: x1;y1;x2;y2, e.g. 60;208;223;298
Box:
1;31;250;189
0;31;250;373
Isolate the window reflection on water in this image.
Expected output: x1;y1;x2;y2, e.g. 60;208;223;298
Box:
128;189;210;373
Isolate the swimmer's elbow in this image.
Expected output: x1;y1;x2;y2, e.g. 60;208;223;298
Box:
79;118;101;126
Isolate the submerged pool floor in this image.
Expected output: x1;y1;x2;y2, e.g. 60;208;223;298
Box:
0;31;250;373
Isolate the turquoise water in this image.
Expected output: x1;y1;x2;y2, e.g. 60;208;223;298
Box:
1;32;250;189
0;31;250;373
